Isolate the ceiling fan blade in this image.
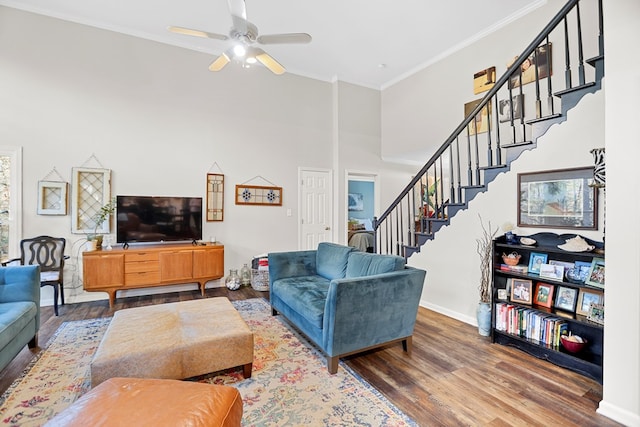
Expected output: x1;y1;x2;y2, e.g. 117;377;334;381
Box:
227;0;247;20
168;26;228;41
257;33;312;45
209;53;230;72
255;50;286;75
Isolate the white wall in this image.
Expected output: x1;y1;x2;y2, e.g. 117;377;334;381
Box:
599;1;640;425
380;0;639;424
0;7;416;303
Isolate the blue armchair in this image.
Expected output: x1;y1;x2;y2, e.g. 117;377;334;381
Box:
0;265;41;372
269;242;426;374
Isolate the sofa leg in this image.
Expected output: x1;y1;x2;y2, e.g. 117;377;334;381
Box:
402;336;413;356
28;333;38;349
327;356;339;374
271;308;278;316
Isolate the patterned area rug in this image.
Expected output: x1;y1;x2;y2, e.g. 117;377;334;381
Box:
0;298;416;426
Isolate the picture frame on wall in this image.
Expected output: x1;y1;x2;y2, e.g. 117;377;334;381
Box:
576;289;604;316
498;94;524;123
473;66;496;94
507;42;552;89
510;279;533;305
534;282;554;308
554;286;578;312
517;167;598;229
585;258;605;288
464;99;492;136
348;193;364;211
527;252;548;274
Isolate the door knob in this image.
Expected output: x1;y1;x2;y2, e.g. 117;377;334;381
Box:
325;226;330;230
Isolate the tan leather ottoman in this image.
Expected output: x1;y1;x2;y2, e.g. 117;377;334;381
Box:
45;377;243;427
90;297;253;387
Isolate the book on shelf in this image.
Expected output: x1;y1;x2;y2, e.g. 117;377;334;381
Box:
494;302;568;349
499;264;529;274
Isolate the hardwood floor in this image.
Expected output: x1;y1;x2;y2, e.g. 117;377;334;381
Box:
0;287;619;427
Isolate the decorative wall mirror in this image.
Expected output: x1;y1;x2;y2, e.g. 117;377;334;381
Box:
206;173;224;221
37;181;68;215
71;167;112;234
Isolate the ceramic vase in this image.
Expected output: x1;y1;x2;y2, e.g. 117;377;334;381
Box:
477;302;491;336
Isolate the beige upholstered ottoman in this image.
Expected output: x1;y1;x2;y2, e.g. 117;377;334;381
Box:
90;297;253;387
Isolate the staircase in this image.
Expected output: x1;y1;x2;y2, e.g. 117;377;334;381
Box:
374;0;604;258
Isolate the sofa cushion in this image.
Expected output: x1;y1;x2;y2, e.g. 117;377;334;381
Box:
0;301;38;350
271;276;331;328
316;242;354;280
345;252;406;278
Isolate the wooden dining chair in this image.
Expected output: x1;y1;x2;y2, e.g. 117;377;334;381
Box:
2;236;68;316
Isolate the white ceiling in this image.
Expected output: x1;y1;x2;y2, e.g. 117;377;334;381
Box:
0;0;545;89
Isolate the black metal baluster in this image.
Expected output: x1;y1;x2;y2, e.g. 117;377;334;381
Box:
564;16;573;88
575;2;586;86
494;96;502;164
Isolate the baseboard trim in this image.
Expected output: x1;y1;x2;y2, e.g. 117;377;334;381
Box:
597;400;640;427
419;299;476;326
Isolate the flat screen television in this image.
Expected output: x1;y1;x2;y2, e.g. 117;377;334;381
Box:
116;195;202;244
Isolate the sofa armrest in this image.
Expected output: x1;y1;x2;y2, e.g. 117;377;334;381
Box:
0;265;41;304
322;267;426;356
268;250;317;285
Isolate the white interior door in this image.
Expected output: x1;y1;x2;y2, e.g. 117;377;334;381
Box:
299;168;332;250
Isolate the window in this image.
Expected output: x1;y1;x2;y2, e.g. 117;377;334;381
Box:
0;147;22;260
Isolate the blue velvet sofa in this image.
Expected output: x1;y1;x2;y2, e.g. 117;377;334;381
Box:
269;242;426;374
0;265;40;372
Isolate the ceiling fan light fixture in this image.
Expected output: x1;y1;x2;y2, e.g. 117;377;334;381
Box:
233;44;246;58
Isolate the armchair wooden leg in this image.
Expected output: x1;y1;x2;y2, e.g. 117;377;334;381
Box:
327;356;339;374
402;336;412;356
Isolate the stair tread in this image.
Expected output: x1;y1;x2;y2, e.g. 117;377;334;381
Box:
479;164;508;171
526;114;562;124
501;141;533;148
554;82;597;97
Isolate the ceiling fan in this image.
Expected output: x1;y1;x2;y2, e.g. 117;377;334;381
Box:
168;0;312;75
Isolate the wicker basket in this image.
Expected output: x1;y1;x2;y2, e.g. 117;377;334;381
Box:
251;269;270;291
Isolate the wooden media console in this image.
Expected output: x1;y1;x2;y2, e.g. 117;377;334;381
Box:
82;243;224;307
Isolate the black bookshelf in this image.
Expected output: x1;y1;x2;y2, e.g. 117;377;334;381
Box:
491;232;604;383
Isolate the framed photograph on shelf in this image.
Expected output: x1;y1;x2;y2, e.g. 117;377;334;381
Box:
497;289;508;301
534;282;554;308
527;252;548;274
587;303;605;325
517;167;598;229
510;279;533;305
554;286;578;312
539;263;564;281
577;289;604;316
585;258;605;288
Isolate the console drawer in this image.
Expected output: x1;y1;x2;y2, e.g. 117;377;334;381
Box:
125;271;161;286
125;252;159;262
125;260;159;274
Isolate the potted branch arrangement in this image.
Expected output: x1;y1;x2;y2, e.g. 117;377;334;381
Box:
86;197;116;251
476;214;499;336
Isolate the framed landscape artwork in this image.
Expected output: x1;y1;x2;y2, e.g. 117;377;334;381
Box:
518;167;598;229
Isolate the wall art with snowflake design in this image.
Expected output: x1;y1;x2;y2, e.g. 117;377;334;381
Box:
235;185;282;206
